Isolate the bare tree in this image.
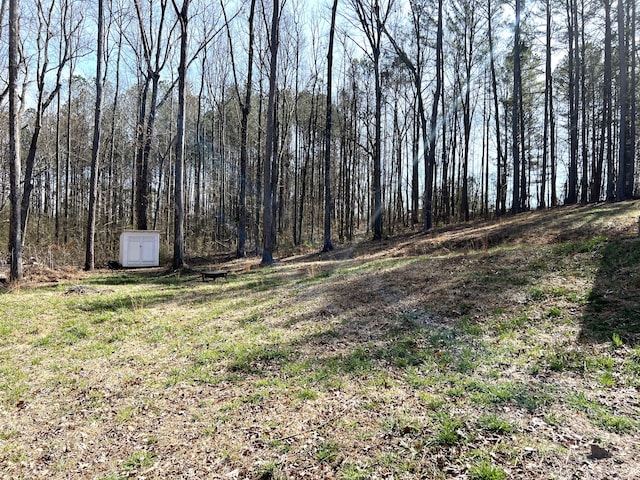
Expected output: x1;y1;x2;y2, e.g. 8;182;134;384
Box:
261;0;280;265
541;0;552;208
132;0;174;230
383;0;441;231
512;0;522;213
602;0;614;201
618;0;636;199
8;0;22;281
20;0;78;243
84;0;105;271
565;0;579;204
171;0;189;269
322;0;339;252
450;0;480;222
222;0;257;258
427;0;443;230
616;0;627;201
487;0;506;215
630;0;636;198
350;0;394;240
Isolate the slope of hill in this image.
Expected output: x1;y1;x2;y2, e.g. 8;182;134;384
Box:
0;201;639;479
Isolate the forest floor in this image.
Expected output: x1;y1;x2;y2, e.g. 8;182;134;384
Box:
1;201;640;479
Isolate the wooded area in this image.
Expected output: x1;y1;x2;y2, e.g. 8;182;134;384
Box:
1;0;638;281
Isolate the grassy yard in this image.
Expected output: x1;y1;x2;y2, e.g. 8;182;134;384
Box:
1;202;640;479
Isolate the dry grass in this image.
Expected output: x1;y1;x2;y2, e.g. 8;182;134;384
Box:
1;201;640;479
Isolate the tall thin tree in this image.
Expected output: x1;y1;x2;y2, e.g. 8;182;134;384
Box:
426;0;443;230
541;0;552;208
323;0;339;253
85;0;105;271
566;0;579;204
8;0;22;281
133;0;173;230
222;0;256;258
20;0;76;243
171;0;189;269
512;0;522;213
487;0;505;215
616;0;627;201
627;0;636;198
604;0;616;201
351;0;393;240
261;0;280;265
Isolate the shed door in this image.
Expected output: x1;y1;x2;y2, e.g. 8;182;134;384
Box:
126;235;155;266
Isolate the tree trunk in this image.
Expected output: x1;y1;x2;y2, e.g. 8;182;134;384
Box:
241;0;256;256
628;0;636;197
579;0;588;204
222;0;256;256
106;22;123;248
411;105;419;226
603;0;614;200
55;36;62;243
512;0;522;213
425;0;443;230
541;0;553;208
488;0;505;216
617;0;627;201
254;76;264;253
8;0;23;282
322;0;338;253
550;85;557;207
85;0;104;271
133;0;171;230
172;0;189;270
593;8;607;203
566;0;579;204
261;0;280;265
20;0;72;244
352;0;389;240
373;47;383;240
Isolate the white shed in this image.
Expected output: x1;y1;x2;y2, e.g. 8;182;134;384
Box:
119;231;160;267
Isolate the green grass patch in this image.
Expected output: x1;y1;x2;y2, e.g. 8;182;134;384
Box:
122;450;155;472
478;414;514;434
316;440;340;463
295;388;317;401
552;235;608;256
338;463;371;480
432;413;464;446
568;392;637;433
469;461;507;480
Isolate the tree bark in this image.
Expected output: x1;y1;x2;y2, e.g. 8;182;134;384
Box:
512;0;522;213
617;0;627;201
261;0;280;265
488;0;505;216
426;0;443;230
579;0;588;204
8;0;23;282
628;0;636;198
134;0;172;230
541;0;552;208
222;0;256;257
566;0;579;204
85;0;105;271
172;0;189;270
604;0;614;201
322;0;339;253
